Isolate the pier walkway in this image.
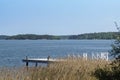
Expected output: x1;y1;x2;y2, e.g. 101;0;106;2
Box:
22;56;64;67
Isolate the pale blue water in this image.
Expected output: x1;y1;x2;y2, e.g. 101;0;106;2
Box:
0;40;113;67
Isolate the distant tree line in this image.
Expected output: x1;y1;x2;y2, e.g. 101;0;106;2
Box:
5;34;60;40
0;32;119;40
69;32;119;39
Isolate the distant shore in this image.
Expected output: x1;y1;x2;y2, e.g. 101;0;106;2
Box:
0;32;118;40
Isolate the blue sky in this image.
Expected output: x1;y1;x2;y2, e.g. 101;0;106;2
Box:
0;0;120;35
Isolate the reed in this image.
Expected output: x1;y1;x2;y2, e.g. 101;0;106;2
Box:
0;58;109;80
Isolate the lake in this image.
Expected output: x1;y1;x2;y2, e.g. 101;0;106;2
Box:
0;40;114;67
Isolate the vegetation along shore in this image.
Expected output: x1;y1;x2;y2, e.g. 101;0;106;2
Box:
0;58;110;80
0;32;119;40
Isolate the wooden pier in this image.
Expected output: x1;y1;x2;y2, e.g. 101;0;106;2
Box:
22;56;64;67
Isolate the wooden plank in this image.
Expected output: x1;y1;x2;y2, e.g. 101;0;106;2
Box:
22;58;64;63
22;56;65;67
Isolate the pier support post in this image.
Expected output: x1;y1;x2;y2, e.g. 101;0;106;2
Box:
47;56;50;61
35;62;38;67
47;56;50;67
26;56;29;67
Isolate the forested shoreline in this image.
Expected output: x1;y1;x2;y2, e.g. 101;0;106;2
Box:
0;32;119;40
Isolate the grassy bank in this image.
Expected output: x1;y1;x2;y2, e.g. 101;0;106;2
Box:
0;58;109;80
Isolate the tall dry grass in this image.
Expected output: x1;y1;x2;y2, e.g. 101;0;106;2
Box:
0;58;110;80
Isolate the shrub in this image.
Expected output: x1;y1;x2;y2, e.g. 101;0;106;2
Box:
94;36;120;80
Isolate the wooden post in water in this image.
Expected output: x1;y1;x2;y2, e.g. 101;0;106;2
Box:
47;56;50;67
35;62;38;67
26;56;28;67
47;56;50;60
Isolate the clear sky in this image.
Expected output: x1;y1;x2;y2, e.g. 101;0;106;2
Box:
0;0;120;35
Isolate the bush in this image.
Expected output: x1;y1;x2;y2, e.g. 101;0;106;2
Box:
94;36;120;80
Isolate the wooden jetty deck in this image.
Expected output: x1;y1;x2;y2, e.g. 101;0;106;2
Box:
22;56;64;67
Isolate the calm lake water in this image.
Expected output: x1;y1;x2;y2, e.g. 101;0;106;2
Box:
0;40;114;67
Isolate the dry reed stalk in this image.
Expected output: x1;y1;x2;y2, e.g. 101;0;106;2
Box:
0;58;109;80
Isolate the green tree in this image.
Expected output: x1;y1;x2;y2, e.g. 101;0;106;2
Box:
111;37;120;61
94;31;120;80
94;40;120;80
